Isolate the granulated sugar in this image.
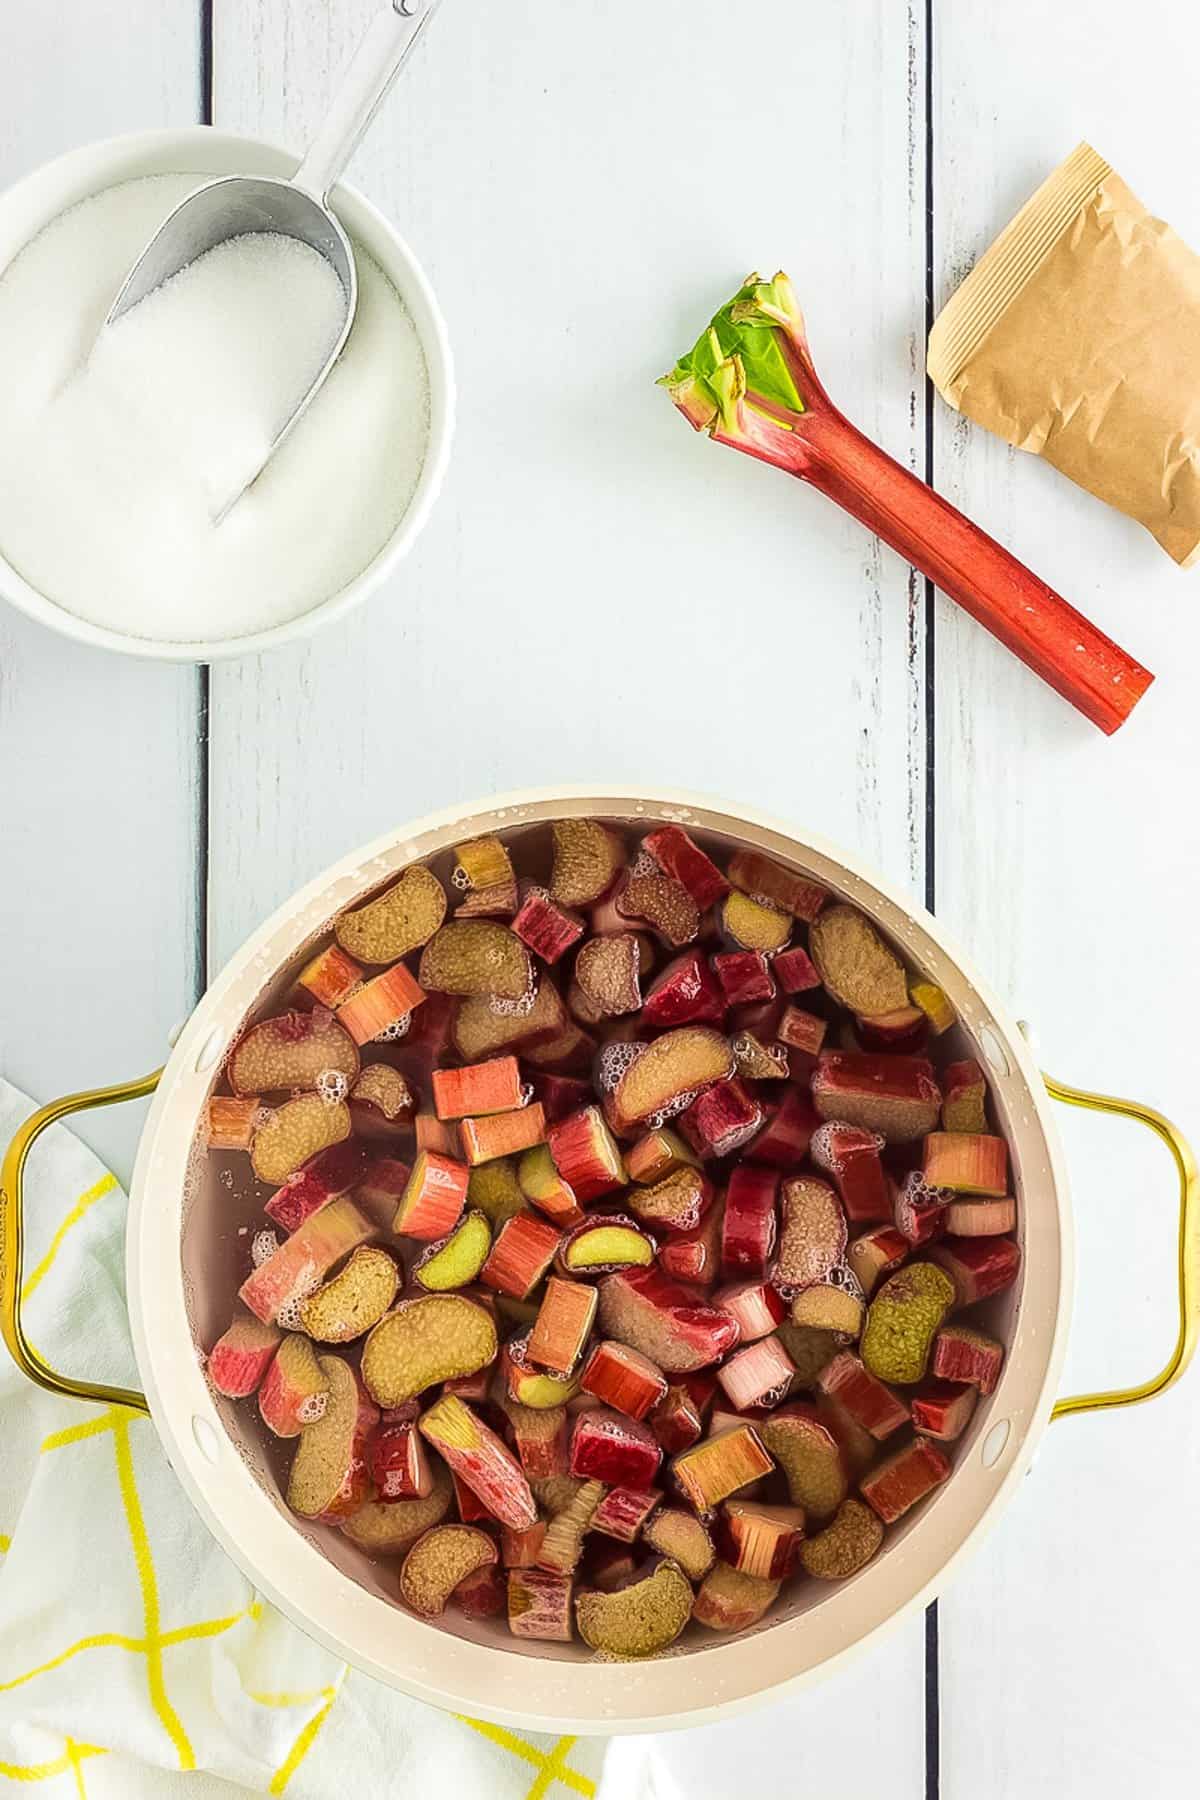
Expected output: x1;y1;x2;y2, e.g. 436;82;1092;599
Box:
0;174;430;643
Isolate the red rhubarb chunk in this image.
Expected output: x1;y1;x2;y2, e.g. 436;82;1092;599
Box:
643;825;731;908
264;1139;368;1234
569;1407;662;1488
910;1379;978;1441
929;1236;1021;1307
860;1436;951;1524
680;1078;764;1160
597;1266;740;1373
641;950;726;1028
744;1087;819;1167
589;1484;663;1543
720;1165;779;1279
816;1352;909;1440
773;946;822;994
930;1324;1004;1395
711;952;776;1008
809;1121;890;1224
512;886;585;964
580;1339;669;1421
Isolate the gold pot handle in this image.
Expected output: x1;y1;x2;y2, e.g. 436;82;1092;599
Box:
1045;1071;1199;1421
0;1072;162;1416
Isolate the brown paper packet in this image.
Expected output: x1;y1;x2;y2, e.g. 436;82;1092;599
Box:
928;142;1200;567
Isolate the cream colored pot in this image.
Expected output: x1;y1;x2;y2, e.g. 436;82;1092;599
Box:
2;789;1195;1734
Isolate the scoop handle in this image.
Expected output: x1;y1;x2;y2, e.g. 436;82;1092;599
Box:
292;0;441;201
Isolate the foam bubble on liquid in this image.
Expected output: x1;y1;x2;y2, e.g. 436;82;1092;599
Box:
251;1229;280;1268
376;1014;411;1042
316;1068;349;1103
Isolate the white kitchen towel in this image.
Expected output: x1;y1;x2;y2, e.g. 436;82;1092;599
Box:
0;1078;616;1800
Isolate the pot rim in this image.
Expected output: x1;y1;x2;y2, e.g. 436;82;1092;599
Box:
127;786;1072;1733
0;125;455;662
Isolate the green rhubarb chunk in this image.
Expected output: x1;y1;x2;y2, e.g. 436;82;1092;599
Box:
860;1262;956;1386
414;1210;492;1291
659;273;807;436
511;1368;581;1409
467;1157;527;1228
564;1226;653;1271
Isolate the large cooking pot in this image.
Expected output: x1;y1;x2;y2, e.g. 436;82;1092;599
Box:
2;789;1195;1734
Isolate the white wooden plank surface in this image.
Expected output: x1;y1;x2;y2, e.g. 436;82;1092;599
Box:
0;2;202;1182
209;0;931;1785
933;5;1200;1795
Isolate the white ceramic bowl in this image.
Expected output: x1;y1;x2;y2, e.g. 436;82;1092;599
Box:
0;127;454;661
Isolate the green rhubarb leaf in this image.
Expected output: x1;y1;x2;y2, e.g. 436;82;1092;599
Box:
660;272;806;435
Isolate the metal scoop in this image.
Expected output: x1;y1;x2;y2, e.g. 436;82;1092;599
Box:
103;0;441;519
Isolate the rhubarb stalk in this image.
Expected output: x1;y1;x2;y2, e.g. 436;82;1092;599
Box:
661;272;1152;733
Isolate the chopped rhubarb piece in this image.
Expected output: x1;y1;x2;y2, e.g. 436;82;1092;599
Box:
287;1355;378;1520
529;1073;592;1125
547;1104;627;1200
808;904;908;1017
537;1479;606;1574
404;988;457;1061
350;1064;417;1138
893;1170;951;1245
369;1415;434;1499
361;1293;497;1406
639;1509;713;1582
575;1562;693;1656
923;1132;1008;1197
616;870;701;947
775;1321;841;1387
817;1381;883;1477
774;1176;848;1294
945;1197;1016;1236
229;1007;360;1098
432;1055;524;1120
452;1467;495;1523
580;1340;668;1420
599;1266;740;1372
393;1150;469;1240
481;1211;563;1298
460;1102;547;1166
501;1520;548;1568
861;1262;956;1384
657;1201;723;1285
720;889;791;954
524;1021;597;1072
911;1379;978;1441
501;1334;581;1409
726;850;829;922
442;1363;492;1402
251;1095;352;1186
454;1563;507;1617
627;1167;712;1235
773;945;821;994
504;1400;569;1479
339;1464;453;1553
336;962;427;1046
731;1031;789;1081
512;884;585;965
810;1121;890;1223
265;1139;368;1233
415;1112;460;1156
817;1351;909;1439
941;1058;988;1133
466;1157;526;1229
643;824;730;908
910;981;956;1035
419;921;533;1001
574;933;643;1015
516;1142;584;1226
400;1523;499;1618
721;1164;779;1278
800;1497;884;1579
717;1336;795;1411
300;1245;400;1342
509;1567;575;1640
207;1312;281;1398
641;949;726;1027
336;865;446;965
297;943;364;1010
855;1005;928;1053
419;1394;537;1530
744;1087;820;1167
862;1435;952;1524
239;1194;375;1324
812;1052;942;1143
693;1560;779;1632
777;1006;828;1056
456;879;519;920
717;1500;805;1580
589;1484;662;1542
650;1383;704;1453
789;1268;866;1337
207;1094;262;1151
570;1407;662;1487
557;1217;652;1279
673;1422;773;1513
680;1078;764;1159
412;1210;492;1291
929;1236;1021;1306
931;1324;1004;1394
455;833;514;894
453;978;566;1061
610;1026;734;1129
711;950;775;1007
549;819;626;907
528;1276;598;1375
758;1403;848;1519
712;1280;787;1342
847;1224;910;1296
